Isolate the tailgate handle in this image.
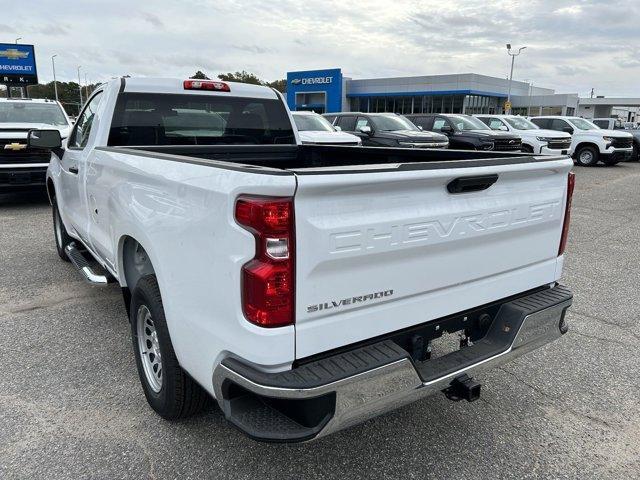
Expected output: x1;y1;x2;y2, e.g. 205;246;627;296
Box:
447;174;498;194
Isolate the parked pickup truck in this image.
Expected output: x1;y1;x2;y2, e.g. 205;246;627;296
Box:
33;77;574;443
530;116;634;166
0;98;72;191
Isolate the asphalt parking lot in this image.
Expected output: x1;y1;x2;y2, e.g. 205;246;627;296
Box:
1;163;639;480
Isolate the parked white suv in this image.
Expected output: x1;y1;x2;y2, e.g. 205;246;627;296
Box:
531;116;633;166
476;115;572;155
292;111;361;145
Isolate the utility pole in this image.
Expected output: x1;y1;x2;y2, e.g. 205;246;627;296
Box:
84;73;89;99
15;37;22;44
77;65;83;108
51;55;59;103
506;44;527;114
590;88;595;98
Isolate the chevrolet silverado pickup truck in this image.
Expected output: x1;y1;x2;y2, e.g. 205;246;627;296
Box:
531;116;634;166
32;77;574;443
0;98;72;191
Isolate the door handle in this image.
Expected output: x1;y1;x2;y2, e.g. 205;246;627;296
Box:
69;166;79;174
447;174;498;194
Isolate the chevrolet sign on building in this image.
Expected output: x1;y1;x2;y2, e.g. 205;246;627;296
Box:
286;68;343;114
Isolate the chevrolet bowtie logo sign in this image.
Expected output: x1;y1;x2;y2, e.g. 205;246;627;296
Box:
0;48;29;60
3;143;28;151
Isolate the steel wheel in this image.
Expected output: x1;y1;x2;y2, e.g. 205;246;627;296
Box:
136;305;163;393
579;150;594;164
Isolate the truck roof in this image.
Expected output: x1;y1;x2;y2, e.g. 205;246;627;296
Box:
0;98;62;104
120;77;280;100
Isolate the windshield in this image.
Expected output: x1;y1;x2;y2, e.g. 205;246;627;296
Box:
371;115;418;131
449;115;489;131
504;117;539;130
293;114;335;132
0;102;68;126
108;93;295;146
569;118;599;130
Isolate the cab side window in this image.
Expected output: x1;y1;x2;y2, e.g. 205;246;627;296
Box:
432;117;448;132
336;115;357;132
69;91;104;149
488;119;506;130
355;117;371;131
551;119;571;132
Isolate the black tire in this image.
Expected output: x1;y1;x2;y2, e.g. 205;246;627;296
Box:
574;145;599;167
52;200;72;262
130;275;210;419
602;157;620;167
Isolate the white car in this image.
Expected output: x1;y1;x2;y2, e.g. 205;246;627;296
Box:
0;98;72;191
34;77;574;442
292;111;361;145
476;115;572;155
530;116;633;166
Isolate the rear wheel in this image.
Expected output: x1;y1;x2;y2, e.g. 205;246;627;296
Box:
52;200;72;262
130;275;210;419
575;145;599;166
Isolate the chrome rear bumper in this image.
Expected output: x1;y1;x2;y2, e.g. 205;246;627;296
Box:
213;285;572;442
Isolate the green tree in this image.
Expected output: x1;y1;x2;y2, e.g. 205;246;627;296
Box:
190;70;210;79
266;78;286;94
217;70;263;85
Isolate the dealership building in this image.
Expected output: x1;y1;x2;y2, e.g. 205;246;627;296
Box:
286;68;636;119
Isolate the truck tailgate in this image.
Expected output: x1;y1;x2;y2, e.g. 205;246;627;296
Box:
293;157;573;359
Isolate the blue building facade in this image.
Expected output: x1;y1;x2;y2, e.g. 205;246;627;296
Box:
285;69;559;115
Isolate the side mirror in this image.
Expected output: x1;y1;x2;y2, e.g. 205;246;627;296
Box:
27;129;62;149
334;125;342;131
441;125;454;134
562;127;574;134
358;125;372;135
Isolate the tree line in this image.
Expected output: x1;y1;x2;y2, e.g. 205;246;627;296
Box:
190;70;286;93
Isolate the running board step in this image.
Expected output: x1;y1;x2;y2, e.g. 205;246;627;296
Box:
65;242;115;286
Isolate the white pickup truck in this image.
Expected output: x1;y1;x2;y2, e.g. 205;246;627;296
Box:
32;77;574;443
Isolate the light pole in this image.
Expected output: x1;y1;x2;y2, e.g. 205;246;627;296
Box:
506;43;526;114
77;65;83;107
84;73;89;99
51;55;59;103
15;37;22;44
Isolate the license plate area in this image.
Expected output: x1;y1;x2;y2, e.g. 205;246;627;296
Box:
9;172;31;184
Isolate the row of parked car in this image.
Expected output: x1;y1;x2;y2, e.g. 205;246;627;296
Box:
292;110;639;167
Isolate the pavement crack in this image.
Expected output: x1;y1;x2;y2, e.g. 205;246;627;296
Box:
571;309;640;343
497;367;613;430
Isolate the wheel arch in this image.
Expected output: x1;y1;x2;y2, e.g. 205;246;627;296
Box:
572;141;600;158
46;177;56;205
117;235;157;317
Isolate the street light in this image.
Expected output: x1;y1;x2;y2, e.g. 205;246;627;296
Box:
506;44;527;114
15;37;22;44
51;55;59;103
77;65;83;107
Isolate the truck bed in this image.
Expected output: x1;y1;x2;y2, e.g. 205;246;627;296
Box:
99;144;562;173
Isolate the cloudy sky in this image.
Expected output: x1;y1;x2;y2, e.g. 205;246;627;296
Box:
4;0;640;96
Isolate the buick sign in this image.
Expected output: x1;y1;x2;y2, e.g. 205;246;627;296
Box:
290;76;333;86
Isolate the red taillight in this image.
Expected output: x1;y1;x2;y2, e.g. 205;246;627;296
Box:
235;196;294;327
183;80;230;92
558;171;575;256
